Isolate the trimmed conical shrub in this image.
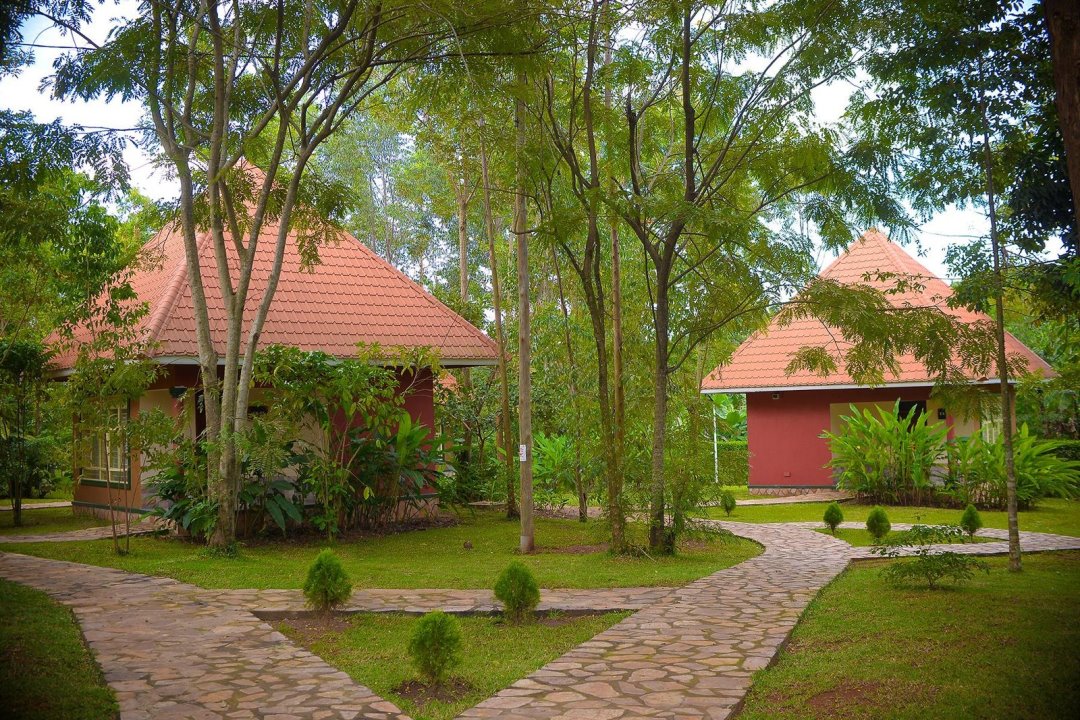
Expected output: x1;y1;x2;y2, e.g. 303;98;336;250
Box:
303;549;352;613
865;506;891;542
409;611;463;685
494;561;540;623
960;504;983;540
823;502;844;534
720;490;737;517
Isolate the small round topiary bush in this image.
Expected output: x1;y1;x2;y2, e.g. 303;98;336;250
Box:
408;611;463;685
303;548;352;613
494;560;540;623
823;501;844;534
720;490;737;517
865;506;891;542
959;504;983;540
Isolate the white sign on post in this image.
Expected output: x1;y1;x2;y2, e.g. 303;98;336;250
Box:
519;444;528;462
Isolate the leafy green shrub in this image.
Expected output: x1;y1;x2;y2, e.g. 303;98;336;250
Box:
959;504;983;539
303;549;352;612
872;524;990;589
719;490;737;516
533;433;575;511
823;402;948;505
823;502;844;534
494;561;540;623
408;611;463;685
865;506;891;542
715;441;749;486
1052;439;1080;463
945;425;1080;509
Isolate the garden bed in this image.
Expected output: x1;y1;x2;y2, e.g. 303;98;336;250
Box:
276;610;630;720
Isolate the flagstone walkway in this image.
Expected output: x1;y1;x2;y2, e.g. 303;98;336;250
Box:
211;586;672;618
0;517;164;543
0;500;73;511
1;520;1078;720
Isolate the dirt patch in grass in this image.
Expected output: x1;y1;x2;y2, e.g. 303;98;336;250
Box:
805;680;892;716
803;679;939;718
394;678;474;706
278;614;353;639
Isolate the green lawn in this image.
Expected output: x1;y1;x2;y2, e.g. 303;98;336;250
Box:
814;527;993;547
1;511;761;590
739;551;1080;720
707;498;1080;536
278;611;628;720
0;578;118;720
0;507;107;536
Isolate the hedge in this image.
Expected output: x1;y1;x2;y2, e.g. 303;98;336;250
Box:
716;441;749;486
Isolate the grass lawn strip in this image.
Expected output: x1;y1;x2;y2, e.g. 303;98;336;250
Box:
738;551;1080;720
0;578;118;720
277;611;630;720
1;511;761;590
814;527;995;547
708;497;1080;536
0;506;107;536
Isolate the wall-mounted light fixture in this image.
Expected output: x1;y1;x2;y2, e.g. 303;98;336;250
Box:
937;408;947;420
168;386;188;399
771;392;780;400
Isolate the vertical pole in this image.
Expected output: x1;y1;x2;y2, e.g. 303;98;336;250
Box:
712;402;719;486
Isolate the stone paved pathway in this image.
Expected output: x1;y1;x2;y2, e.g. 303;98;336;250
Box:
2;519;1078;720
457;521;855;720
793;521;1080;559
211;587;672;618
0;552;410;720
0;500;72;511
0;517;164;544
729;490;852;507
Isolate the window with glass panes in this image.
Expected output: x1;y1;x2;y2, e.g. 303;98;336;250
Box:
80;403;130;486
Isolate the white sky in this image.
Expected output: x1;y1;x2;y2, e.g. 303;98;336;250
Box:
3;3;996;281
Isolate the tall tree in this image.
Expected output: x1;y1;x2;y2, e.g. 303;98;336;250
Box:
515;72;535;552
48;0;526;546
855;0;1072;570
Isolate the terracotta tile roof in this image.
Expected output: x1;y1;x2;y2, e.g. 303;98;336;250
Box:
55;216;498;369
701;229;1055;392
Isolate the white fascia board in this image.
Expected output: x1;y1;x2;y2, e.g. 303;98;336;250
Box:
700;378;1012;394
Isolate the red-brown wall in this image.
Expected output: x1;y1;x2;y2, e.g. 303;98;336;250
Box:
746;386;934;488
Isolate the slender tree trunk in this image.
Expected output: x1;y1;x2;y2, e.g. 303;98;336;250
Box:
983;131;1021;572
479;133;518;519
552;247;587;522
604;12;627;529
515;81;534;552
648;275;671;552
977;64;1021;570
1044;0;1080;232
455;170;474;464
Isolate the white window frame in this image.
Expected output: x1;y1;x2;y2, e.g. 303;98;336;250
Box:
80;403;131;487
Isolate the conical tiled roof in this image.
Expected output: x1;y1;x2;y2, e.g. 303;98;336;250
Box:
701;229;1054;392
56;217;498;368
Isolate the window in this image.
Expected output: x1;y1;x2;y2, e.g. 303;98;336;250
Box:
80;403;131;486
